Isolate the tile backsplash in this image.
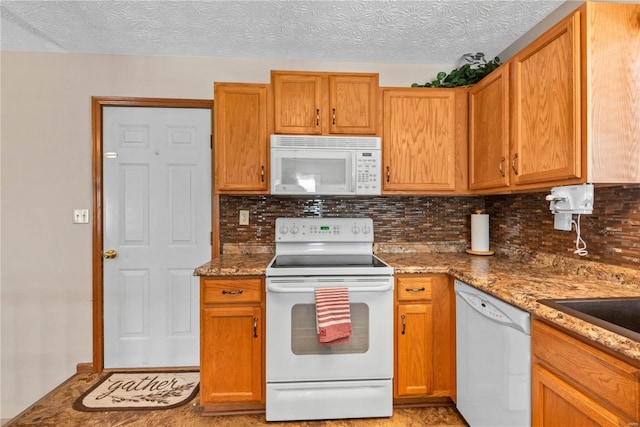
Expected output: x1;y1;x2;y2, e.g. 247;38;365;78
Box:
219;195;483;250
219;186;640;270
487;186;640;270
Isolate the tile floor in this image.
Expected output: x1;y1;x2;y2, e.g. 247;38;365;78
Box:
5;373;468;427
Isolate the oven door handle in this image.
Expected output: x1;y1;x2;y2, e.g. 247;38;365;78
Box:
266;282;393;293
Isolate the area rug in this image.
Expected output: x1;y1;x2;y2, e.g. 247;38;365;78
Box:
73;371;199;412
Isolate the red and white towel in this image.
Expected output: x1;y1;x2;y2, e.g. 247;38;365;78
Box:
315;287;352;345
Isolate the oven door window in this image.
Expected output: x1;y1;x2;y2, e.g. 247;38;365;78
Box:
291;303;369;355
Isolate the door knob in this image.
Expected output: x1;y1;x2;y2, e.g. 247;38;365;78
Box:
103;249;118;259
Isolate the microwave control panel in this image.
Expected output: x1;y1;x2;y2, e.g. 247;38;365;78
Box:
356;150;381;195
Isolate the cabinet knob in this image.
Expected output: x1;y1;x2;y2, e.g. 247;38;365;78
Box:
316;109;320;127
401;314;406;335
332;108;336;125
261;165;265;182
386;166;390;183
405;287;425;293
221;289;244;295
499;156;506;177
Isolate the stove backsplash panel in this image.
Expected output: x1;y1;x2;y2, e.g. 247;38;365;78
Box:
219;195;483;250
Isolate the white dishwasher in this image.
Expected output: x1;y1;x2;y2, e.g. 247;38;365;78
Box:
454;279;531;427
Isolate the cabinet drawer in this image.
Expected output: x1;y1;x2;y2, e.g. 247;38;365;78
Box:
397;276;433;301
532;319;640;420
202;278;262;304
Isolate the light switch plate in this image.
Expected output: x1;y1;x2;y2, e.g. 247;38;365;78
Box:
73;209;90;224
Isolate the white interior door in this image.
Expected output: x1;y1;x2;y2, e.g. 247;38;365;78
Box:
103;106;211;368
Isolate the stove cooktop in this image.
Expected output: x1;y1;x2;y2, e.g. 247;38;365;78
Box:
267;217;393;277
270;254;387;268
266;254;393;277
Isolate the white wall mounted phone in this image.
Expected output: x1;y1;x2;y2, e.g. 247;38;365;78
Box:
546;183;594;215
546;183;594;255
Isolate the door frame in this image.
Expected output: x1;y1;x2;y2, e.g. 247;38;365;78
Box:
90;96;216;372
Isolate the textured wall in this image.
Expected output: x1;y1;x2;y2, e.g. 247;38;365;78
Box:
220;186;640;270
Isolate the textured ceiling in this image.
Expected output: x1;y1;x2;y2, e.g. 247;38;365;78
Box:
1;0;567;65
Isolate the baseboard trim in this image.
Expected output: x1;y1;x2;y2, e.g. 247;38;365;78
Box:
76;362;94;373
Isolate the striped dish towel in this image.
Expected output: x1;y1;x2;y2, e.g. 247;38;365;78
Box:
315;287;352;345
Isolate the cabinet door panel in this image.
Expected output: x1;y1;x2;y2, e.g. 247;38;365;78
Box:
511;13;582;185
214;84;269;192
469;63;510;190
329;74;378;135
273;73;323;134
200;305;262;404
396;303;433;397
532;364;624;427
383;89;457;192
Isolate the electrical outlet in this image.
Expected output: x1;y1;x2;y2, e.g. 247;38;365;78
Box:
554;213;572;231
239;210;249;226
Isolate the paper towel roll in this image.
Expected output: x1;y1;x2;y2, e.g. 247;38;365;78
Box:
471;213;490;252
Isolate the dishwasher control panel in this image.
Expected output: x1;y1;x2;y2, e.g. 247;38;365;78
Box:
454;279;531;335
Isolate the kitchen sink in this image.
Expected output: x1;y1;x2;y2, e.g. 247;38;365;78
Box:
538;297;640;342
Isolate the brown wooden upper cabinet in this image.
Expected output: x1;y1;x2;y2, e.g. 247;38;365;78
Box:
582;2;640;184
510;11;582;187
382;88;469;194
213;83;270;194
470;2;640;192
469;63;510;191
271;70;378;135
470;12;582;193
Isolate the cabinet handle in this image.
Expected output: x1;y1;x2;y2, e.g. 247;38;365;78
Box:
499;156;506;177
316;108;320;127
401;314;406;335
221;289;243;295
511;153;519;175
405;287;425;293
253;317;258;338
386;166;390;183
332;108;336;125
261;165;265;182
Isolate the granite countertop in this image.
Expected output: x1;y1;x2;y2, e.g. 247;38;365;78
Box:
194;250;640;362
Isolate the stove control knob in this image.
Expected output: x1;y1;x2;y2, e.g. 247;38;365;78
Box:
362;224;371;234
352;224;360;234
290;225;299;235
279;225;289;235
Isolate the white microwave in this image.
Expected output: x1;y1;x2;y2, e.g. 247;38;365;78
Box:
270;135;382;196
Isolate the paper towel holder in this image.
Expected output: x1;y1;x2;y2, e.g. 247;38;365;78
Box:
466;209;495;256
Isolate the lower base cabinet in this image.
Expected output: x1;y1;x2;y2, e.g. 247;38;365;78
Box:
200;276;265;415
531;318;640;426
200;273;459;415
394;274;455;405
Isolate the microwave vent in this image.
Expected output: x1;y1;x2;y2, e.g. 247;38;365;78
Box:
271;135;381;150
